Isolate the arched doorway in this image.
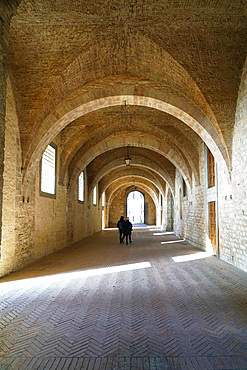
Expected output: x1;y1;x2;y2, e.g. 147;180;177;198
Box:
127;191;145;224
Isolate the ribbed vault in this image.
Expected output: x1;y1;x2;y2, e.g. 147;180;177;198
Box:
88;151;175;197
106;178;159;210
0;0;247;281
98;168;165;200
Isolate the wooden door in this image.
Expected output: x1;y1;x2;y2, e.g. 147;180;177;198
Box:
209;201;216;254
208;150;215;188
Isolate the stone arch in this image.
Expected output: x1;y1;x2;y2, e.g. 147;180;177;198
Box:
23;94;229;188
107;181;159;213
59;115;199;186
18;28;223;146
92;158;175;198
98;170;164;203
69;132;193;190
106;181;158;228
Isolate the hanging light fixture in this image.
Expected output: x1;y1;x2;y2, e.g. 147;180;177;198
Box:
125;145;131;166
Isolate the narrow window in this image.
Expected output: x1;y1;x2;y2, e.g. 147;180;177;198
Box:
182;178;187;198
93;186;97;205
40;143;56;197
78;171;84;202
180;188;182;219
208;149;215;188
102;191;105;207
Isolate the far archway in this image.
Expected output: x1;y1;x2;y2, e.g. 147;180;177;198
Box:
127;191;145;224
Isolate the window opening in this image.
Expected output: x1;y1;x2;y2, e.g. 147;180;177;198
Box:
102;191;105;207
127;191;144;224
40;143;56;196
182;178;187;197
78;171;84;202
93;186;97;205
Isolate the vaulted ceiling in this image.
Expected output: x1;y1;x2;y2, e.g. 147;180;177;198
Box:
6;0;247;198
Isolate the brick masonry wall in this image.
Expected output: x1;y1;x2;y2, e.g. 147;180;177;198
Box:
174;142;206;250
69;200;88;244
1;66;247;277
1;78;36;276
109;189;126;228
172;78;247;273
217;60;247;272
163;188;173;231
68;174;102;244
0;18;9;249
0;87;102;278
0;79;21;276
34;137;103;259
1;79;37;276
108;188;156;228
34;136;67;259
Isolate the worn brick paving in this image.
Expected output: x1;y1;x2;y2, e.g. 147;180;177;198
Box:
0;227;247;369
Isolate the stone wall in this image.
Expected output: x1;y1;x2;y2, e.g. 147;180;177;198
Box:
163;188;174;232
1;60;247;277
108;188;126;228
108;188;156;228
0;82;103;277
171;76;247;273
68;174;102;245
0;79;21;276
34;136;67;259
217;59;247;272
173;142;207;251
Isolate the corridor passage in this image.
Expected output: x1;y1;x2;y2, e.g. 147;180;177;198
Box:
0;227;247;370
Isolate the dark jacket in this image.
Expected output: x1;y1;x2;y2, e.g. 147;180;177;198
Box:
117;217;125;231
124;220;133;234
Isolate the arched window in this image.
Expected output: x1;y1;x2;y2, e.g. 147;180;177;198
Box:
182;178;187;198
102;191;105;207
40;143;57;197
78;171;84;202
93;186;97;205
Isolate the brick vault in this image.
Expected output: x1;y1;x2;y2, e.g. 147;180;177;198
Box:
0;1;247;368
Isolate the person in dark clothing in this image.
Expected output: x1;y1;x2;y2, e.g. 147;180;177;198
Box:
117;216;125;243
124;217;133;245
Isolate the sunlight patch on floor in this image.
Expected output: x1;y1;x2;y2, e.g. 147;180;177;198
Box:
161;239;185;245
153;232;174;236
172;251;213;263
0;262;151;292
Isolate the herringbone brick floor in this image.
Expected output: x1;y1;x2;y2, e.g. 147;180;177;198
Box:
0;227;247;370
